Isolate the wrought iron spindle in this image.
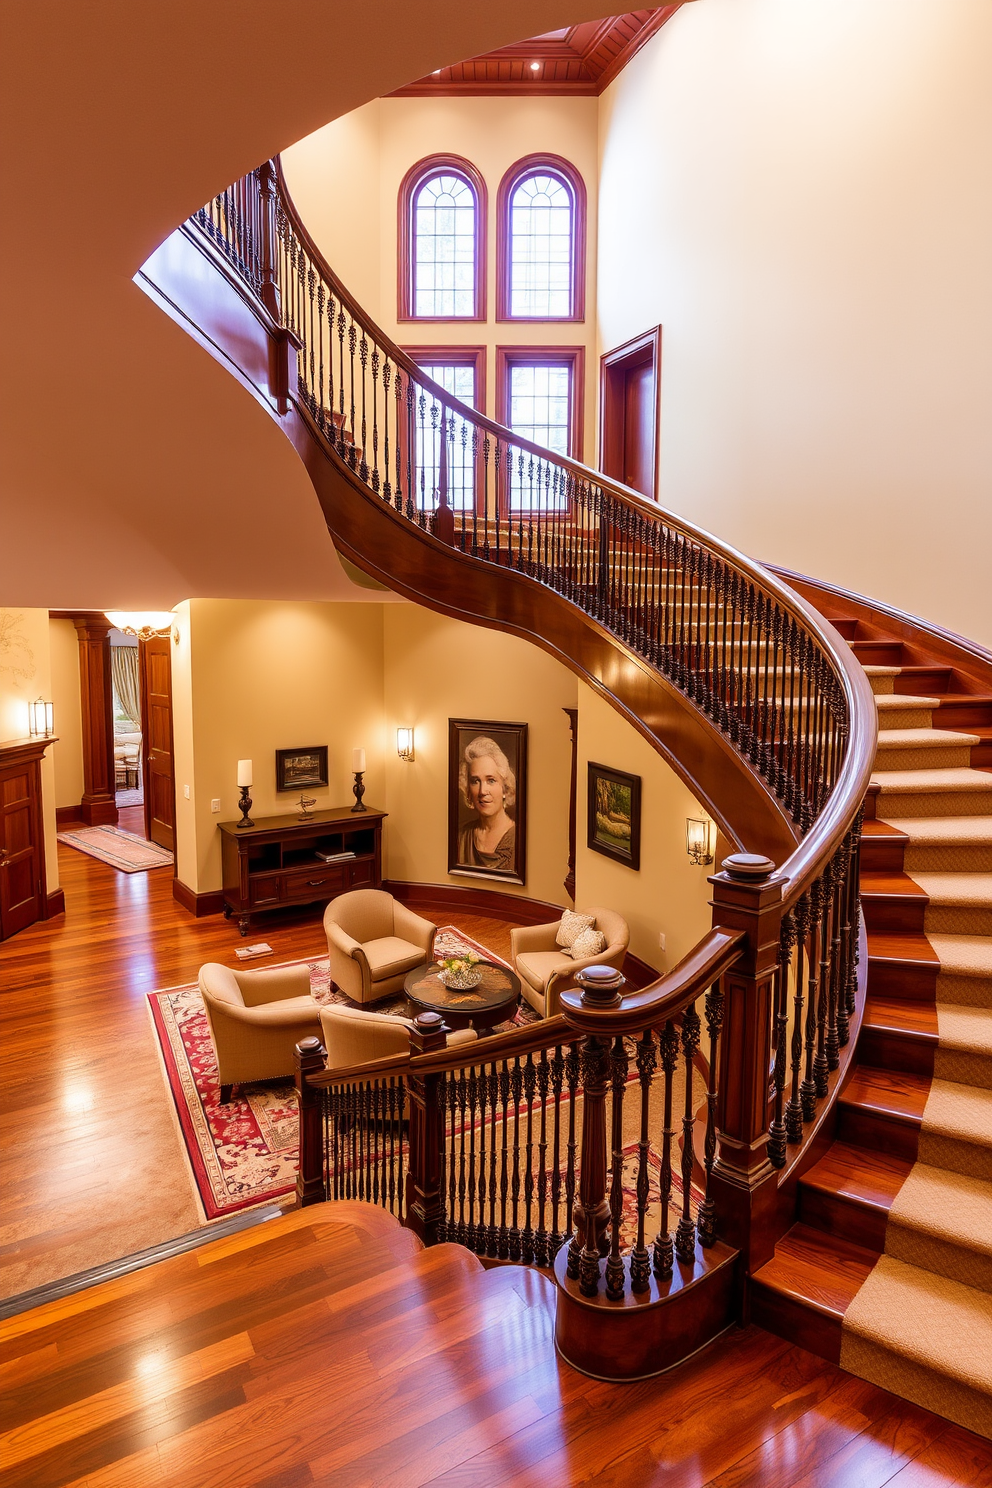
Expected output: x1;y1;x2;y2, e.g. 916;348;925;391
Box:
674;1002;701;1265
653;1019;678;1280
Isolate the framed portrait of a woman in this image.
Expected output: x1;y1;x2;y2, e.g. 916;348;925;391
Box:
448;719;527;884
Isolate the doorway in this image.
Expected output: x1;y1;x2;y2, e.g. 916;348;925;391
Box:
599;327;662;501
111;635;143;812
139;634;176;851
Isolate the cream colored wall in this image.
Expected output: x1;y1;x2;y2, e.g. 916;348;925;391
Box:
171;601;197;891
574;682;712;974
282;95;601;458
178;600;386;893
0;607;59;892
597;0;992;646
48;619;83;809
382;606;577;907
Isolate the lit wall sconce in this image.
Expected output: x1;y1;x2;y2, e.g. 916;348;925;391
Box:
686;816;716;866
28;698;54;737
104;611;174;639
396;727;415;762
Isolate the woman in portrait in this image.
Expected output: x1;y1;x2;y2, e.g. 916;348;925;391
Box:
457;736;516;873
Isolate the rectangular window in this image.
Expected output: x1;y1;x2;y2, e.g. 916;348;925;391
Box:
403;349;486;514
496;348;584;511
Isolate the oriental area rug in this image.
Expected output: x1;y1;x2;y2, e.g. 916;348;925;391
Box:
148;928;530;1219
149;927;703;1233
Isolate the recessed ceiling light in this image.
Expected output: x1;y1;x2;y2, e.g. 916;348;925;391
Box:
530;61;541;72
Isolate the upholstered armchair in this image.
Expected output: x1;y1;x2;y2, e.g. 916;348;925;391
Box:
323;889;436;1005
510;907;630;1019
198;961;323;1102
319;1003;477;1071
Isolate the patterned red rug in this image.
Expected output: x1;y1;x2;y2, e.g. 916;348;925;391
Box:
148;928;526;1220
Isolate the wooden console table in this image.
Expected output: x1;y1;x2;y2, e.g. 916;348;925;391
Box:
219;806;385;936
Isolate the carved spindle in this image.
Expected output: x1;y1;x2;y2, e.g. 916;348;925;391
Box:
674;1001;701;1265
826;849;844;1071
576;1035;611;1298
535;1051;550;1267
814;863;832;1099
768;910;797;1168
786;893;809;1144
522;1053;537;1265
653;1018;679;1280
564;1042;581;1279
605;1035;629;1301
487;1064;500;1258
550;1044;566;1257
465;1068;478;1253
498;1061;511;1260
630;1029;656;1293
696;979;725;1246
801;878;822;1120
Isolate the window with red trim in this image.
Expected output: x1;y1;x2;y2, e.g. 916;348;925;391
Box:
398;156;487;322
497;346;585;510
497;156;586;322
402;347;486;512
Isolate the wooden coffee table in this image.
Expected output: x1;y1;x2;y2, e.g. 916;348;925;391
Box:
404;961;521;1033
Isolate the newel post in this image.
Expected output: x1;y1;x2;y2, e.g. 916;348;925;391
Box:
709;853;783;1281
295;1035;327;1208
257;160;281;320
404;1012;448;1245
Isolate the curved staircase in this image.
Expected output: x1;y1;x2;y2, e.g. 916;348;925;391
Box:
752;585;992;1438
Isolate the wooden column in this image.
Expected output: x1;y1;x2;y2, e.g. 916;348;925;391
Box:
294;1036;327;1208
709;853;782;1282
73;616;117;826
404;1012;448;1244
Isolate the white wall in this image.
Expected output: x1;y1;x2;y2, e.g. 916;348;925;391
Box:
597;0;992;646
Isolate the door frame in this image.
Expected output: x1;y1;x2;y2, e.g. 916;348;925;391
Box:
139;634;177;854
599;326;662;501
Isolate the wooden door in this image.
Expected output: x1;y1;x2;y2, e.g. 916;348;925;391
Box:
600;327;662;501
140;636;175;852
0;752;44;940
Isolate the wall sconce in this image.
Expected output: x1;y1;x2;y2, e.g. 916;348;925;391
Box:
104;611;174;639
28;698;54;737
686;817;716;866
396;727;415;762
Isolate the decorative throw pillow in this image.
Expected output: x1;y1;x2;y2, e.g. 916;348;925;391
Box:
556;909;596;950
569;927;607;960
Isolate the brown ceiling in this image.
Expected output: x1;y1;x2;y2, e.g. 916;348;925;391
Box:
0;0;622;610
388;7;688;97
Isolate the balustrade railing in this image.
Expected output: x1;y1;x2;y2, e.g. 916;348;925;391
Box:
188;157;877;1364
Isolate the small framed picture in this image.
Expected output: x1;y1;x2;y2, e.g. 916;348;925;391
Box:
448;719;527;884
587;762;641;871
275;746;328;792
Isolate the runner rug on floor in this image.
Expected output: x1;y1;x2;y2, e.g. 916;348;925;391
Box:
57;824;173;872
149;928;532;1219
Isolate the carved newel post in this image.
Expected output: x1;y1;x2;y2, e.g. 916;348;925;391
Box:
295;1035;327;1208
709;853;783;1283
404;1011;448;1245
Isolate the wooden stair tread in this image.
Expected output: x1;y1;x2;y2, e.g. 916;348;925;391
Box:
863;995;939;1040
867;930;940;967
839;1065;930;1124
860;871;928;898
800;1141;912;1213
751;1224;875;1318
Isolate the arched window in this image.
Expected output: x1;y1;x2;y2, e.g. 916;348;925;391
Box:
497;155;586;322
398;156;487;321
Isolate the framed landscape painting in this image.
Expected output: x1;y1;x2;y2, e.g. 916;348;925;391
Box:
448;719;527;885
587;762;641;871
275;746;328;792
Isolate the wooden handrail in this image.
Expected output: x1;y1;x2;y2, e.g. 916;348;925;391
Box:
306;1011;573;1087
557;929;746;1035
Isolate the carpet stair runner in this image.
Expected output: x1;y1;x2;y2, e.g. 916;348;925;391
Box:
752;622;992;1438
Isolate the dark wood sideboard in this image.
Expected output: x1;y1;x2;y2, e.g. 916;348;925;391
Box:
218;806;386;935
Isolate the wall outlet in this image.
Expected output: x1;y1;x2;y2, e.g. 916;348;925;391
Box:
211;798;221;813
183;784;190;799
658;932;666;951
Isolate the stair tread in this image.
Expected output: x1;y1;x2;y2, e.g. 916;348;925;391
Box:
875;727;981;748
864;995;939;1040
867;930;940;967
872;767;992;793
927;932;992;978
860;871;929;898
912;872;992;907
802;1141;912;1212
752;1224;876;1317
875;693;942;710
840;1065;930;1123
883;816;992;845
844;1255;992;1383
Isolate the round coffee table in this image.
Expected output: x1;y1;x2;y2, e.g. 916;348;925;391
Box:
404;961;521;1033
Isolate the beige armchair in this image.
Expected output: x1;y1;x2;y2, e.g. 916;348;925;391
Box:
198;961;323;1102
319;1003;477;1071
323;889;436;1006
510;907;630;1019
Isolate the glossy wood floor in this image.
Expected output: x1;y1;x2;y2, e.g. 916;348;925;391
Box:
2;1202;990;1488
0;814;512;1297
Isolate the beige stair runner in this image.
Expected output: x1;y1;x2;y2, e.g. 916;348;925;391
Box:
840;663;992;1438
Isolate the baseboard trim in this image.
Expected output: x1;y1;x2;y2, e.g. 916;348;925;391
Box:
0;1204;288;1320
173;879;225;918
55;805;84;827
384;879;567;927
45;888;66;919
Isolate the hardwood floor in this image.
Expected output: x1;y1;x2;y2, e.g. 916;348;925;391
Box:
0;826;511;1298
2;1203;989;1488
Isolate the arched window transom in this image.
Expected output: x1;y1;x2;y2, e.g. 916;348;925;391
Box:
509;172;574;318
413;172;476;318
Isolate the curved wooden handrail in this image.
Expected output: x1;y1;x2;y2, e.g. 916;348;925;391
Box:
558;929;746;1035
307;1012;574;1087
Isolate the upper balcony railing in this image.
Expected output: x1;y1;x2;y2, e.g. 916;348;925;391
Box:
179;158;878;1375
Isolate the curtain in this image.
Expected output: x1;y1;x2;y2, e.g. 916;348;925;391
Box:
111;645;141;731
